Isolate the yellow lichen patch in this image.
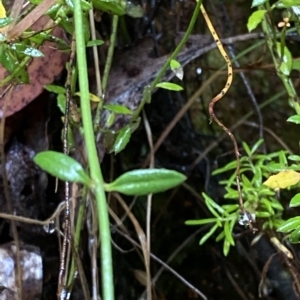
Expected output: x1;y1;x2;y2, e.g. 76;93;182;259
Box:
263;170;300;190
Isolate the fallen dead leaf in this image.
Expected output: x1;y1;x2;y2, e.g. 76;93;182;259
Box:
0;16;69;117
263;170;300;189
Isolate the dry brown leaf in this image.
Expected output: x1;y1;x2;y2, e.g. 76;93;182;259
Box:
0;16;69;117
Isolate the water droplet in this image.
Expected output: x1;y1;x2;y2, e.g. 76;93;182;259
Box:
196;67;202;75
43;220;56;234
238;210;255;226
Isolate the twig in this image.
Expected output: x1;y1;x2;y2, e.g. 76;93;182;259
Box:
143;109;154;300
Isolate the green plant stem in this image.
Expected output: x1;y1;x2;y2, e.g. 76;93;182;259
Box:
73;1;114;300
133;0;203;120
94;15;119;131
261;4;300;115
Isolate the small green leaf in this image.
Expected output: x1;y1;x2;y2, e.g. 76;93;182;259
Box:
223;204;239;214
250;139;264;155
203;194;222;218
89;93;101;102
288;155;300;162
203;193;225;215
290;193;300;207
104;104;133;115
252;165;262;185
242;141;251;156
276;42;292;76
269;199;283;211
156;82;183;91
275;0;300;8
292;59;300;70
92;0;126;15
256;211;272;218
170;59;181;69
0;17;12;28
277;216;300;232
199;224;219;245
74;92;101;102
267;163;288;172
223;239;231;256
170;59;183;80
261;198;275;214
0;44;18;73
34;151;91;185
185;218;217;225
45;84;66;94
212;161;237;175
215;230;225;242
251;0;268;7
105;112;115;128
80;0;93;11
105;169;186;195
279;150;288;166
125;1;143;18
10;43;44;57
289;226;300;243
65;0;92;10
113;125;131;154
241;174;251;188
224;221;235;246
287;115;300;124
247;10;267;32
57;93;66;114
86;39;104;47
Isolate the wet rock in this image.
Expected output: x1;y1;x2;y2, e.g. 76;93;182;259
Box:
0;242;42;300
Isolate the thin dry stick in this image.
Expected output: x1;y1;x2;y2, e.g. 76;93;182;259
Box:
0;201;65;226
142;109;154;300
200;4;252;225
58;36;76;296
7;0;25;32
88;9;102;98
8;0;57;40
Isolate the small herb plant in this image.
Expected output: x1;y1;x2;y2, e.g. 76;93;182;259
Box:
186;139;300;256
185;0;300;258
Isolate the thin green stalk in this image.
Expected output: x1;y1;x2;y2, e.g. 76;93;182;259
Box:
73;1;114;300
261;4;300;115
133;0;203;120
94;15;119;130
